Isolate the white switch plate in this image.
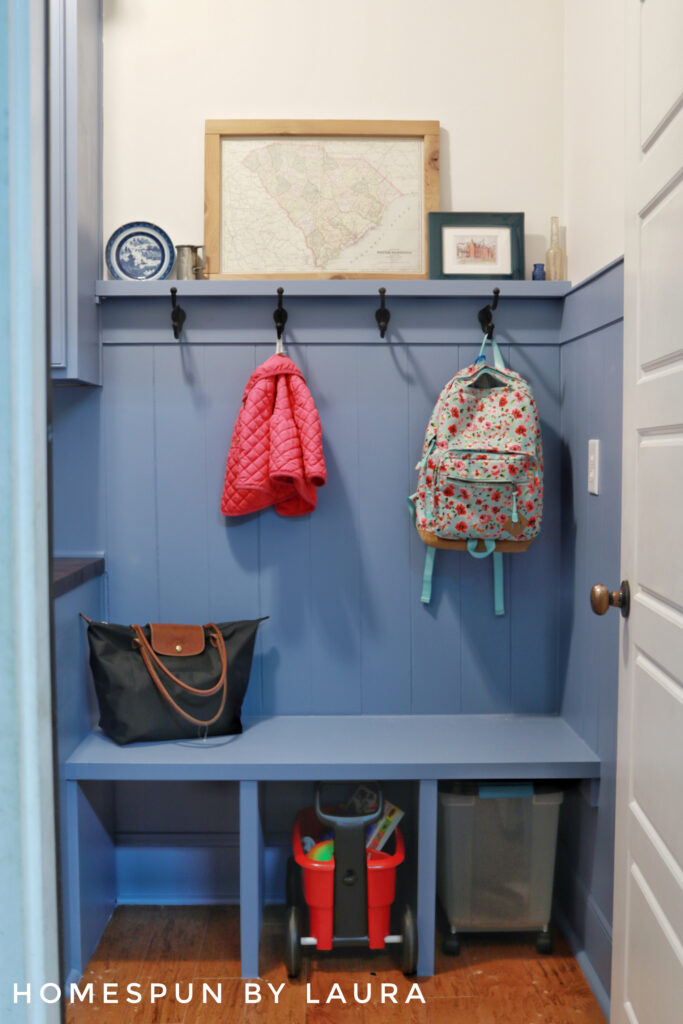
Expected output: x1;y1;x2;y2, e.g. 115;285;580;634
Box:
588;439;600;494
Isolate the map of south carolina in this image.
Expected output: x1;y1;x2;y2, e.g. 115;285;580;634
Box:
242;142;403;267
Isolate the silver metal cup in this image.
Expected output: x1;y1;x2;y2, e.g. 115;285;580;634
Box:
175;245;205;280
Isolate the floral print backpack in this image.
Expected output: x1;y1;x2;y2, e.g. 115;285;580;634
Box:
409;335;543;614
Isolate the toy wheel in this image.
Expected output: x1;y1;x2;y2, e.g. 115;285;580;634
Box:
286;856;303;908
285;906;302;977
442;932;461;956
536;928;553;955
401;905;418;975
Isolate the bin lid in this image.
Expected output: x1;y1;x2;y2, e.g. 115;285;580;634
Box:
477;783;534;799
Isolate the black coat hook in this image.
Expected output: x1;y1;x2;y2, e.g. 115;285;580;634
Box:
375;287;391;339
273;287;288;341
170;287;186;340
477;286;500;339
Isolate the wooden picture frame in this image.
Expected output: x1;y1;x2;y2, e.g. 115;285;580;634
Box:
204;120;440;279
428;212;525;280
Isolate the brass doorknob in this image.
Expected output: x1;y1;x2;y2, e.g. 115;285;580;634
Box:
590;580;630;618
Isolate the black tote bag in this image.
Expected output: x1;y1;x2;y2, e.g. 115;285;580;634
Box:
86;618;265;745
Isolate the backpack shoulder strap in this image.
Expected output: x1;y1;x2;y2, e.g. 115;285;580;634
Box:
477;333;506;371
421;547;436;605
409;495;438;605
466;540;505;616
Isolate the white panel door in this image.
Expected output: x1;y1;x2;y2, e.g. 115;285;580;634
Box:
611;2;683;1022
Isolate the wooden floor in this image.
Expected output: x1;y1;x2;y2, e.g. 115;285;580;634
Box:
66;906;607;1023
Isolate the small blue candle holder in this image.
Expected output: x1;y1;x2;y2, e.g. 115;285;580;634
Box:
532;263;546;281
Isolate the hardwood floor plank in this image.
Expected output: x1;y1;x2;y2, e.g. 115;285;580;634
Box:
194;906;241;979
66;907;164;1024
258;921;310;988
419;940;480;998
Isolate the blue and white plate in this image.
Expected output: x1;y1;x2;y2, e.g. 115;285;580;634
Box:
106;221;175;280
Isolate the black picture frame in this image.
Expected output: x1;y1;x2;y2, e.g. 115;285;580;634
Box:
428;212;525;280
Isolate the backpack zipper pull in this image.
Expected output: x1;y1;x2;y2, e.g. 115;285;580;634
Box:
421;436;437;468
512;490;518;523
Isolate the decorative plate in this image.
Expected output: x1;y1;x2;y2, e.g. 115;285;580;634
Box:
105;222;175;280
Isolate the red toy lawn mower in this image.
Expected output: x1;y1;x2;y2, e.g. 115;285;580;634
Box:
285;783;418;976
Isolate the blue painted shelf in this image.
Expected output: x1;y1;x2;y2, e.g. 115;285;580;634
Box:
66;714;599;782
96;279;572;299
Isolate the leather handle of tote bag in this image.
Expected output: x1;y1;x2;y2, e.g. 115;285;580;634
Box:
131;623;228;728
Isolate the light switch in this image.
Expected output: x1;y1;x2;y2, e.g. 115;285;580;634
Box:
588;439;600;494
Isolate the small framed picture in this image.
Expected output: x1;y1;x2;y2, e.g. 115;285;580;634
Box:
428;212;525;279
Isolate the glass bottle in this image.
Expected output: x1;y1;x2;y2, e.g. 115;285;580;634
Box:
546;216;564;281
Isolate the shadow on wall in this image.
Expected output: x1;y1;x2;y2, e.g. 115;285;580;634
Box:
557;437;576;713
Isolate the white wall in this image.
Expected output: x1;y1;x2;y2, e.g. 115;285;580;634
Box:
103;0;565;278
563;0;625;283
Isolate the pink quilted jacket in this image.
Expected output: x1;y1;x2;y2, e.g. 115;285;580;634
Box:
221;354;326;517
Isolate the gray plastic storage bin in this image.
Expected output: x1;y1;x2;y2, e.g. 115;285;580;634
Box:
437;783;563;954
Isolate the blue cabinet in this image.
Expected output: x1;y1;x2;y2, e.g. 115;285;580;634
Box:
49;0;102;385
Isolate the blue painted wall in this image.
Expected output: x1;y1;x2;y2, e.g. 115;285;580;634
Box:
555;258;623;1010
51;386;105;558
98;294;563;717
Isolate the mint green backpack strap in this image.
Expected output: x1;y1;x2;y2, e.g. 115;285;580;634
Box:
478;333;506;371
407;495;416;522
466;539;496;558
408;495;437;605
492;552;504;616
421;547;436;605
466;540;505;616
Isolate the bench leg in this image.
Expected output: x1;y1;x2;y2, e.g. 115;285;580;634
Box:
65;780;84;980
64;781;116;983
417;779;438;976
239;780;263;979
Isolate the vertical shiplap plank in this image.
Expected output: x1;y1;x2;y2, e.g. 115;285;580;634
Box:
257;336;314;713
581;334;603;753
258;511;312;715
203;344;263;715
101;345;158;622
559;338;586;735
458;342;512;713
305;342;362;715
508;343;561;713
408;343;463;714
153;345;210;622
571;334;592;742
356;339;412;714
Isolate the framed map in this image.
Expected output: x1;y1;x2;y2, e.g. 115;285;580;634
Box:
204;120;440;279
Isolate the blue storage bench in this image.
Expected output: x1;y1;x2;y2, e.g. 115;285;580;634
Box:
65;713;599;979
